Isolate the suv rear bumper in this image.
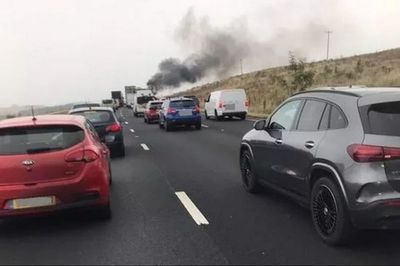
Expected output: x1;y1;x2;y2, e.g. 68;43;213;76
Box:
351;201;400;229
166;116;201;125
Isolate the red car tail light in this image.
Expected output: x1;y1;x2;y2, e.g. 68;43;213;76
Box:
106;123;121;133
65;149;98;163
217;101;224;108
192;106;200;113
245;99;249;107
167;108;177;114
347;144;400;162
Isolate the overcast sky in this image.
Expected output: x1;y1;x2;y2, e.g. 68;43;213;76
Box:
0;0;399;107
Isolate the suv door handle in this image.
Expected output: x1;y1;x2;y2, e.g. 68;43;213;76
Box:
305;141;315;149
275;138;283;145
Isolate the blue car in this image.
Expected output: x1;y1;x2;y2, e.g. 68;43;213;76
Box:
159;98;202;131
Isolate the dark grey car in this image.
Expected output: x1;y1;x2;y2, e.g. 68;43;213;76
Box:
240;87;400;245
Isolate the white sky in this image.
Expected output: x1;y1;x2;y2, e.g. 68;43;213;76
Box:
0;0;399;107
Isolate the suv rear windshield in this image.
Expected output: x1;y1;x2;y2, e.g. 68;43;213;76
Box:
72;110;115;124
170;100;195;109
102;100;113;104
150;102;163;109
360;101;400;136
0;125;84;155
73;103;100;109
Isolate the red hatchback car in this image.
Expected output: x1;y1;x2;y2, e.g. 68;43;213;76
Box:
0;115;111;219
144;100;163;123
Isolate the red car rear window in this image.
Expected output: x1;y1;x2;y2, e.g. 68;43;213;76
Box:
0;125;84;155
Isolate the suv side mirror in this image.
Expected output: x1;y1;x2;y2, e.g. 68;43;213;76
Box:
253;120;267;130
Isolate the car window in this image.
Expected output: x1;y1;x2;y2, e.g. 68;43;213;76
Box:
170;100;195;109
72;110;115;124
319;104;330;130
329;106;347;129
85;121;101;142
268;100;302;130
361;101;400;136
297;100;327;131
0;125;84;155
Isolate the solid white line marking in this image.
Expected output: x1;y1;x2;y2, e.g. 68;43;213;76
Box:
175;191;209;226
130;129;135;133
124;121;129;125
141;143;150;151
201;124;209;128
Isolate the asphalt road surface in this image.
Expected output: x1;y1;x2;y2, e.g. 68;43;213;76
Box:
1;108;400;265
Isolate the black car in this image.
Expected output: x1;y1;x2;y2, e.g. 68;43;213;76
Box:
240;87;400;245
69;107;125;157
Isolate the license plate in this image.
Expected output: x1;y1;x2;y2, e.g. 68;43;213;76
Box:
11;196;56;210
224;104;235;110
179;110;192;116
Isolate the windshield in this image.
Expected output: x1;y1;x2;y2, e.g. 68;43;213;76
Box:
137;96;155;105
0;125;84;155
170;100;195;109
102;100;113;104
72;110;115;124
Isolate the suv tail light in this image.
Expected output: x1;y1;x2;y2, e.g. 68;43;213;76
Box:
245;99;249;107
192;106;200;114
65;149;98;163
167;108;177;114
106;123;121;133
347;144;400;162
217;101;224;108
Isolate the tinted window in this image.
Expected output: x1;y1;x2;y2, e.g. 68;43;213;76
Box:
269;100;302;130
330;106;346;129
0;125;84;155
361;102;400;136
73;103;100;109
150;102;163;109
297;100;326;131
319;105;330;130
102;100;113;104
137;96;155;105
72;110;115;124
170;100;195;109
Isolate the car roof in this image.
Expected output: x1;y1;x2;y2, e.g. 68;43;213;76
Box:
69;107;115;113
0;115;86;129
168;97;195;101
295;86;400;97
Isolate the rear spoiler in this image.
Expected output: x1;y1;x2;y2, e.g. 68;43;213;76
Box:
358;92;400;107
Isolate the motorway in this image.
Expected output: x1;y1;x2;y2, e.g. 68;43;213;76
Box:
1;108;400;265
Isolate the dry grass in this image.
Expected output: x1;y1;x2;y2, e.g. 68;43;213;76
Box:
173;48;400;115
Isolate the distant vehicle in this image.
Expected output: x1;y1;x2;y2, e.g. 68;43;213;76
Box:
159;98;201;131
111;91;123;109
69;107;125;157
70;103;100;111
204;89;248;120
240;87;400;245
144;100;163;123
183;95;200;107
102;99;115;110
0;115;112;219
131;89;156;117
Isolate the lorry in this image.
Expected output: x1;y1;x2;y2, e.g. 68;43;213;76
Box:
111;91;123;109
125;86;155;116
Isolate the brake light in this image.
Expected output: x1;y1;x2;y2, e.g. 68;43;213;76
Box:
218;101;224;108
245;99;249;107
347;144;400;162
167;108;177;114
106;123;121;133
192;106;200;113
65;149;98;163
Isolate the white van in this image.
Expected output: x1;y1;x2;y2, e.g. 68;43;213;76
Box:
204;89;248;120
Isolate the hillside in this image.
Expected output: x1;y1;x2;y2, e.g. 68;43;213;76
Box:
174;48;400;116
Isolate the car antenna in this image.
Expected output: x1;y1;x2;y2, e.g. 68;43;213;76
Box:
31;106;37;121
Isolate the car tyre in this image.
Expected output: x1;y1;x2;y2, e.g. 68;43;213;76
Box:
195;122;201;130
159;121;164;129
144;117;147;123
240;114;247;120
165;121;172;132
215;110;222;121
95;202;112;220
240;150;260;193
311;177;356;246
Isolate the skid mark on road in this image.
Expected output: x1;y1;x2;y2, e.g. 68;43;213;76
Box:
175;191;209;226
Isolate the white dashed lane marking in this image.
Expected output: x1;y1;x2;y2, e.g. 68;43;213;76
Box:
175;191;209;226
201;124;209;128
130;129;135;133
141;144;150;151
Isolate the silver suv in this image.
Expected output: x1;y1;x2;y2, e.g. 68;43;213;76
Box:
240;87;400;245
